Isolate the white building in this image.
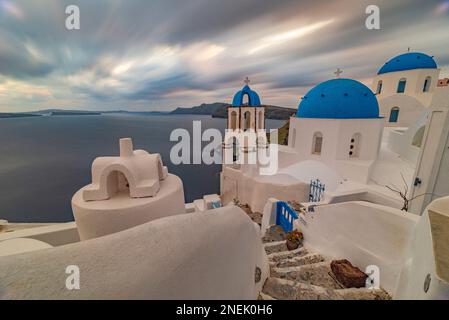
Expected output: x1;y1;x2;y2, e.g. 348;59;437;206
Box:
220;52;449;216
372;52;449;127
289;78;384;184
1;53;449;301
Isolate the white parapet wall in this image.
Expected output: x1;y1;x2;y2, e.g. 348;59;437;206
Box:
261;196;449;299
0;206;268;300
295;201;419;297
396;196;449;299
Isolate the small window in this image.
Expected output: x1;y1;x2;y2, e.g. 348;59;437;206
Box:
376;80;383;94
349;133;362;158
312;132;323;155
389;107;400;123
397;78;407;93
423;77;431;92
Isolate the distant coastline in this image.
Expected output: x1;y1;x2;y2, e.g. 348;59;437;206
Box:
50;111;101;116
0;113;42;119
1;103;297;120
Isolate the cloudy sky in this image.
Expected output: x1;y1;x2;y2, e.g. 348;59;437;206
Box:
0;0;448;112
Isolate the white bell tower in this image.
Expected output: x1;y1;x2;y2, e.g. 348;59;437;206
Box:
223;78;267;172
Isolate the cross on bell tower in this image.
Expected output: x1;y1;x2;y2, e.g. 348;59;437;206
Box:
334;68;343;78
244;77;251;86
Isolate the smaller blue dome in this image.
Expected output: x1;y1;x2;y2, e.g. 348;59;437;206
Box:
378;52;437;75
232;85;261;107
296;78;379;119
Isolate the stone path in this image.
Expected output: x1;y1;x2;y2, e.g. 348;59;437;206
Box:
259;226;391;300
238;204;263;226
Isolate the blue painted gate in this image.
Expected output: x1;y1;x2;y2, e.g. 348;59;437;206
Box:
276;201;298;232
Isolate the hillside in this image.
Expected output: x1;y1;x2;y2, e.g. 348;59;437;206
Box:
170;103;227;115
267;120;289;145
171;102;296;120
212;105;296;120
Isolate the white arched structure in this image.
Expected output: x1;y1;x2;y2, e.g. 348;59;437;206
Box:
72;138;186;240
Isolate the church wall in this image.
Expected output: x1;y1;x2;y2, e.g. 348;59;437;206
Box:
373;68;440;108
378;95;426;127
289;117;340;163
335;118;384;161
290;117;383;163
0;206;268;299
431;86;449;107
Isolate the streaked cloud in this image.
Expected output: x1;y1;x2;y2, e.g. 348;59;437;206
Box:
0;0;448;112
0;0;25;20
248;20;335;55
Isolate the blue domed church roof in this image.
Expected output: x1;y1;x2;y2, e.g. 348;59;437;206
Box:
232;85;261;107
296;78;379;119
378;52;437;75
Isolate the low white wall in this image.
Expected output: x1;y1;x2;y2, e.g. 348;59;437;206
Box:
221;166;309;213
72;174;186;240
0;206;268;300
327;189;403;209
396;197;449;299
295;201;419;296
0;222;79;247
261;198;278;237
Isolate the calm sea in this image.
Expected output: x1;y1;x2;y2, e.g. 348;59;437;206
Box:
0;114;284;222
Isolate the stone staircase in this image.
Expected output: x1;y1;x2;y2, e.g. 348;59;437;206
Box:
260;227;391;300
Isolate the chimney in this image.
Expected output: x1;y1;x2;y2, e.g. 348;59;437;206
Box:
120;138;134;157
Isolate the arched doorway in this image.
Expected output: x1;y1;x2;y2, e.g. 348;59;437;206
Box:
106;170;130;197
258;110;264;129
243;111;251;131
230;111;237;130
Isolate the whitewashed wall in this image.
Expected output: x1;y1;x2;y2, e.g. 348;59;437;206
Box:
0;206;268;300
296;201;419;296
372;68;440;108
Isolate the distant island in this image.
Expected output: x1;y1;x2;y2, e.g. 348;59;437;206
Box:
50;111;101;116
171;103;296;120
1;103;296;120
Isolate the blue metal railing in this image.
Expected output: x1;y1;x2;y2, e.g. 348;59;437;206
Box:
276;201;298;232
309;179;325;203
